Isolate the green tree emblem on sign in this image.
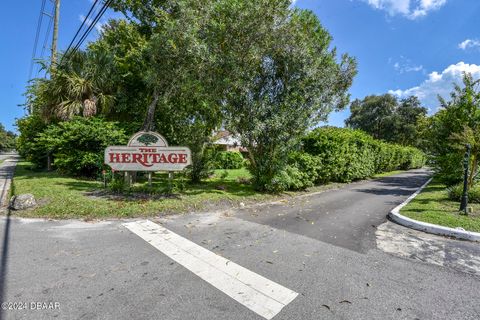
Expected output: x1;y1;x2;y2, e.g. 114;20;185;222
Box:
137;133;159;146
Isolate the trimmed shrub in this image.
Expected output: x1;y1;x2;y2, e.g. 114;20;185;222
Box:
286;152;321;189
212;151;244;169
300;127;426;184
267;165;304;193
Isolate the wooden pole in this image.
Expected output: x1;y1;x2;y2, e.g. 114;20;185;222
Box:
51;0;60;69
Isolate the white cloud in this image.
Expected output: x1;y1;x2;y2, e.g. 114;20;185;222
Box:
364;0;447;19
458;39;480;50
389;62;480;112
79;14;93;27
79;14;107;34
392;56;424;74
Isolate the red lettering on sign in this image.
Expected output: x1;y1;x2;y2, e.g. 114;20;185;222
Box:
159;154;167;163
178;153;187;164
121;153;131;163
142;153;153;167
132;153;142;163
109;153;121;163
168;154;178;163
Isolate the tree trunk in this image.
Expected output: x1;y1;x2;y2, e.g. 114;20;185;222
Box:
142;88;159;132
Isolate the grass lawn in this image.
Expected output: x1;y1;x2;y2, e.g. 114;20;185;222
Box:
372;170;405;178
10;161;413;219
401;177;480;232
11;162;278;219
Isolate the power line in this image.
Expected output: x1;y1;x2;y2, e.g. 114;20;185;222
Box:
63;0;100;59
28;0;47;80
38;4;55;75
71;0;111;53
61;0;111;65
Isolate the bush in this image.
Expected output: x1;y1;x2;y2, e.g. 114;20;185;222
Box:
267;165;304;193
16;114;48;168
34;117;128;176
286;152;321;189
301;127;426;184
212;151;245;169
448;183;480;203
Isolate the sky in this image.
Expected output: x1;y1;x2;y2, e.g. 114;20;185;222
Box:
1;0;480;132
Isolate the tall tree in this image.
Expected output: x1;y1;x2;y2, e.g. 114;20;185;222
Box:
209;1;357;191
427;73;480;186
26;50;115;122
346;94;427;146
0;124;16;151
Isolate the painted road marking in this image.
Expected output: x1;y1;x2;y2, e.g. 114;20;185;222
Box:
123;220;298;319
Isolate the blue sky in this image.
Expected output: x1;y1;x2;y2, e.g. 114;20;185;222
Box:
1;0;479;132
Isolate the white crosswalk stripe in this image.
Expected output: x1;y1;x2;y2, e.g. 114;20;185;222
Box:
123;219;298;319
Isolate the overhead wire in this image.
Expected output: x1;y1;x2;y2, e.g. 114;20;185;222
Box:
28;0;47;80
38;3;55;75
61;0;111;65
63;0;100;59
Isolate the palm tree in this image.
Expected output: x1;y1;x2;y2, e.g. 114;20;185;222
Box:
27;50;114;121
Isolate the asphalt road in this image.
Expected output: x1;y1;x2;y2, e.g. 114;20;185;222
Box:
0;153;16;163
1;169;480;320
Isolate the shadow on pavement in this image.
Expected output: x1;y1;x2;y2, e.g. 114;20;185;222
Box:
0;211;11;320
354;172;432;197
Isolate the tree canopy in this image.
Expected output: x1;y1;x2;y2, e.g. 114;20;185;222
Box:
20;0;357;190
426;73;480;186
346;94;427;147
0;124;16;151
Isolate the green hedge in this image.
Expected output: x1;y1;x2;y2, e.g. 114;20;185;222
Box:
212;151;245;169
285;127;426;186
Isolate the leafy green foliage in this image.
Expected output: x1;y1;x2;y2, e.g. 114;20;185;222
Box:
21;1;358;191
426;73;480;186
16;114;48;167
448;183;480;203
212;2;357;191
212;151;245;169
0;123;16;151
346;94;427;147
34;117;128;176
301;127;425;184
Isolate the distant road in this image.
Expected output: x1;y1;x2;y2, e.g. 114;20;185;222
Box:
0;151;18;163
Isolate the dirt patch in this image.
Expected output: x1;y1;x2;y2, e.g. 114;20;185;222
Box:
84;189;181;201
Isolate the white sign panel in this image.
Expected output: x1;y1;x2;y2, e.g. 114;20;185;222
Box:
104;131;191;172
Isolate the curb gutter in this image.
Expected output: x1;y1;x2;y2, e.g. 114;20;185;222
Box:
0;158;18;214
388;177;480;242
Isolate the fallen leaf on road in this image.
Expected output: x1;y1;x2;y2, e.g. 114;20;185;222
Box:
266;261;274;264
339;300;352;304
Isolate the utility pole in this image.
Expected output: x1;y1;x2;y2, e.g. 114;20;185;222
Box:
51;0;60;69
47;0;60;171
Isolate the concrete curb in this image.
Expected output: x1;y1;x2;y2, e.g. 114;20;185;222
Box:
0;158;19;214
388;177;480;242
